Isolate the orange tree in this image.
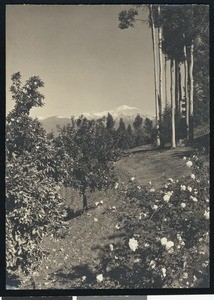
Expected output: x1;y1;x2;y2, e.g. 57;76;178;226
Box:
54;116;121;210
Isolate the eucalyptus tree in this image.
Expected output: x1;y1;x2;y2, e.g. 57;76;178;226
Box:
118;5;162;147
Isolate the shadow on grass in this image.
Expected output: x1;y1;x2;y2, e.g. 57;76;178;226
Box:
50;264;96;287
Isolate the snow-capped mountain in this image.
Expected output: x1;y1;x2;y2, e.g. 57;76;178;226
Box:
40;105;154;133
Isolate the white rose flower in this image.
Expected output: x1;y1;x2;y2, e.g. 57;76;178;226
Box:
186;161;193;167
165;241;174;250
187;186;192;192
149;260;156;269
162;267;167;277
204;210;209;219
115;182;119;189
181;203;186;208
129;237;138;252
109;244;114;251
163;194;171;202
160;237;168;246
96;274;103;282
152;204;158;210
190;196;198;202
180;185;186;191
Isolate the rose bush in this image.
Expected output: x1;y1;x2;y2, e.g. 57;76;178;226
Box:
89;151;209;288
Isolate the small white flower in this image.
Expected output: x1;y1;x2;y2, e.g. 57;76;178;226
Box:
186;161;193;167
191;174;196;180
95;202;99;206
183;272;188;279
94;218;98;222
115;224;120;229
163;194;171;202
109;244;114;251
165;184;169;188
162;267;167;277
100;200;103;204
149;181;152;185
150;188;155;192
206;198;209;203
204;210;209;219
168;178;174;183
129;237;138;252
183;156;187;160
134;258;140;263
152;204;158;210
165;241;174;250
187;186;192;192
160;237;168;246
112;206;116;210
190;196;198;202
115;182;119;189
115;256;118;260
181;203;186;208
144;243;150;247
180;185;186;191
149;260;156;269
130;177;135;182
82;276;86;281
137;186;141;190
96;274;103;282
177;245;181;249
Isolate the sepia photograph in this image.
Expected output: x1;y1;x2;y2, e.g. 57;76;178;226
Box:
6;3;210;290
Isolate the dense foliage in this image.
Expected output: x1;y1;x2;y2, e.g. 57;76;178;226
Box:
54;116;121;209
6;73;68;285
80;151;210;288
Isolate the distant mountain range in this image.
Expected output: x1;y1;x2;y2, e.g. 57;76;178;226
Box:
40;105;155;134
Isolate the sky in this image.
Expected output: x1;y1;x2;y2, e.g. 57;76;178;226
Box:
6;5;156;119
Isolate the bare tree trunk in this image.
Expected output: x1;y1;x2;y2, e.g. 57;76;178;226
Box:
149;5;160;147
171;58;176;148
164;55;168;107
178;63;182;115
183;43;190;141
189;43;194;143
158;5;164;147
175;60;180;117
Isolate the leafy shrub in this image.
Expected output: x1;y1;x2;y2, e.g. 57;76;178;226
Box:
6;73;68;286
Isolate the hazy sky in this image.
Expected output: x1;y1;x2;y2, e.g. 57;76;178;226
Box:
6;5;155;118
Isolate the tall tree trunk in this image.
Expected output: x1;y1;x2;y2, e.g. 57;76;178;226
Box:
175;60;180;117
164;55;168;107
189;43;194;143
149;5;160;147
158;5;164;146
178;63;182;115
183;42;190;141
171;58;176;148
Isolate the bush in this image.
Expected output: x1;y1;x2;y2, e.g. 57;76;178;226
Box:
89;151;209;288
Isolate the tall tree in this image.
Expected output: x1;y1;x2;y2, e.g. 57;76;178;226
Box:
170;58;176;148
149;4;160;147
